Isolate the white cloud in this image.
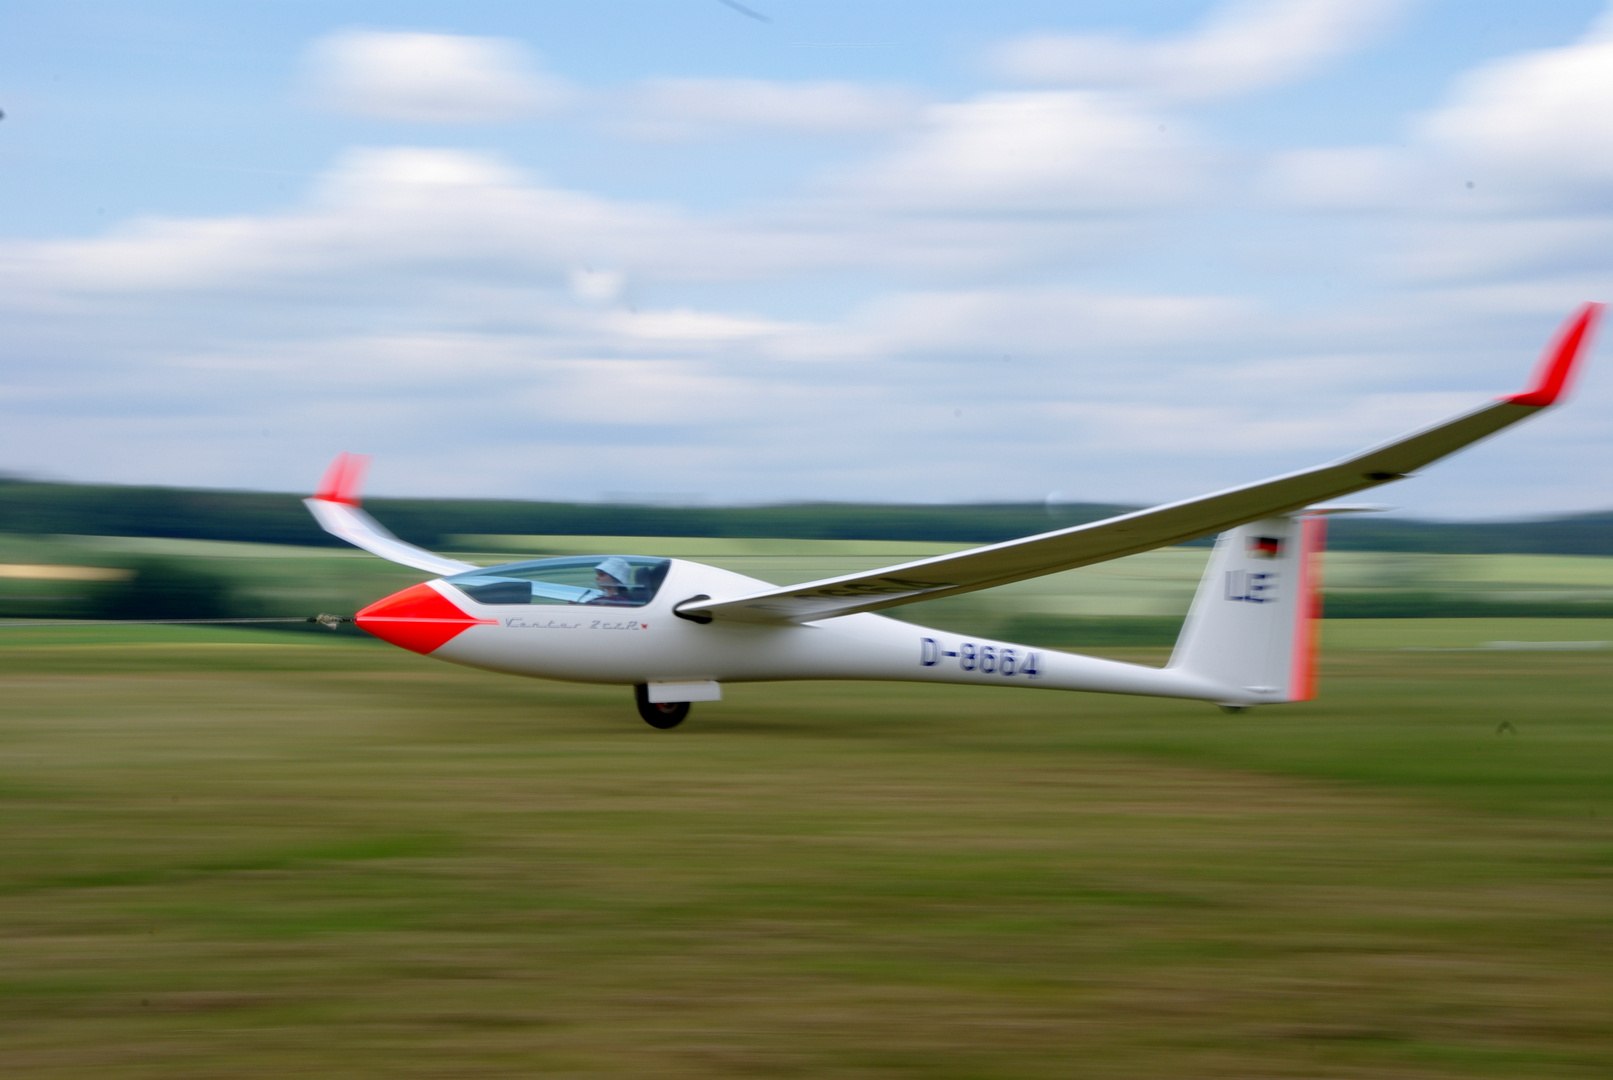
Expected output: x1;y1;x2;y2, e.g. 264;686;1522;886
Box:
305;30;569;123
1375;218;1613;286
569;267;624;303
1416;18;1613;203
610;308;798;344
0;149;674;295
990;0;1409;101
615;79;923;140
0;143;1295;504
5;18;1610;518
1262;3;1613;301
1036;392;1476;458
0;143;1173;309
846;92;1206;213
824;287;1248;360
1272;7;1613;215
1263;147;1410;211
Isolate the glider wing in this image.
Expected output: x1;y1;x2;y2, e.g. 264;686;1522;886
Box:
303;452;479;577
676;303;1602;625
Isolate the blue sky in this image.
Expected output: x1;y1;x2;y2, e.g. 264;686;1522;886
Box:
3;1;1613;517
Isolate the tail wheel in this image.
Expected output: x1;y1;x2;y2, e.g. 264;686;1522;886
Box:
634;684;690;729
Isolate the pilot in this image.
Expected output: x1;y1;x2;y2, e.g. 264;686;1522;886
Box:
588;556;637;605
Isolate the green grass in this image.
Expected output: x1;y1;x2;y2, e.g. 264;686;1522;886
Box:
1;621;1611;1077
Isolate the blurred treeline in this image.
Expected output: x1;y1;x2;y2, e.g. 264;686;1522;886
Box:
9;477;1613;642
93;557;234;621
6;476;1613;553
0;553;373;634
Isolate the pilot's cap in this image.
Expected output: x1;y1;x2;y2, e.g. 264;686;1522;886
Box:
595;556;633;585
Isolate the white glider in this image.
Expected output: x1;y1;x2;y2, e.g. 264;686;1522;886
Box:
307;305;1602;727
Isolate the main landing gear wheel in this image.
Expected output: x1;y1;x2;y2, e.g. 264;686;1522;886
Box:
635;684;690;729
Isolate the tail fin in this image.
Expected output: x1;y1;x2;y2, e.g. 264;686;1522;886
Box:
1168;514;1326;705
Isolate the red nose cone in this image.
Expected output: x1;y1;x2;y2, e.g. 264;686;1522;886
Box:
355;582;494;655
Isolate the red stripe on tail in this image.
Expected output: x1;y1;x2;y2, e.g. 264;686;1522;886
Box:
1288;515;1327;702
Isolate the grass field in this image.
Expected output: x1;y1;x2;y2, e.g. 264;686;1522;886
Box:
2;620;1611;1078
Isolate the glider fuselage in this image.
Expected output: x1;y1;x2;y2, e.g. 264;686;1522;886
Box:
356;557;1248;704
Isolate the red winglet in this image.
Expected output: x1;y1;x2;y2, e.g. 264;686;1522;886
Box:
1506;302;1604;407
313;451;371;506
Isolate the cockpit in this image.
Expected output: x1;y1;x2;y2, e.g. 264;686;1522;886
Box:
444;555;672;608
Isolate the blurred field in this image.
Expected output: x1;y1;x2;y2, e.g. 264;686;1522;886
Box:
11;533;1613;643
1;620;1611;1078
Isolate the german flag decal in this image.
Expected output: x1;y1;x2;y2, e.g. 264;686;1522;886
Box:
1249;535;1283;558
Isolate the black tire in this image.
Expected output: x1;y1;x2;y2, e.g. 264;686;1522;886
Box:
635;684;690;729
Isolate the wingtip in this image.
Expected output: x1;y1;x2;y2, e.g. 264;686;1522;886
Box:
312;452;372;506
1505;301;1604;407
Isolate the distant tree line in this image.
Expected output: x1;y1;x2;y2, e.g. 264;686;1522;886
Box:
4;476;1613;555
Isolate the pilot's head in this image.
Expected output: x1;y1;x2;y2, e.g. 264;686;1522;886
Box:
594;556;633;593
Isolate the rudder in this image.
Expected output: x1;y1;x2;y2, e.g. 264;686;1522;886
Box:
1168;514;1326;705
